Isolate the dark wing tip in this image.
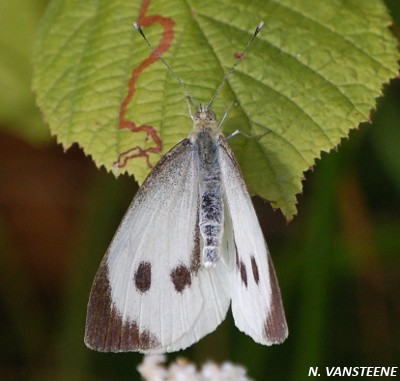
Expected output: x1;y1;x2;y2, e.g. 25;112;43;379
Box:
263;255;288;344
84;262;161;352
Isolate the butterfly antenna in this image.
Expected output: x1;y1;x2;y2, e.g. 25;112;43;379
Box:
207;21;264;109
133;22;196;108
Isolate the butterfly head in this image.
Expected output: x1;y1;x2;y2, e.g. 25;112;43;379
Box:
195;104;216;121
193;104;218;134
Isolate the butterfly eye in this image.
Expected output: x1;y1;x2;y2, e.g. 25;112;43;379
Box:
208;111;216;121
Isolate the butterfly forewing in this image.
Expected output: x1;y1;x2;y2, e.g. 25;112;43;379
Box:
85;139;230;353
218;137;288;345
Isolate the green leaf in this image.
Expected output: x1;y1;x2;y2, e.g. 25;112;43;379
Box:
33;0;399;219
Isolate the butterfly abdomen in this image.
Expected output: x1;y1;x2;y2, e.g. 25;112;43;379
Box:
195;130;224;268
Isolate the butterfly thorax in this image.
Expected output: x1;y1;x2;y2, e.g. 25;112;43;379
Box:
191;105;224;268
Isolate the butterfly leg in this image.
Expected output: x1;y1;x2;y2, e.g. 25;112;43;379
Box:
225;128;271;141
217;100;236;132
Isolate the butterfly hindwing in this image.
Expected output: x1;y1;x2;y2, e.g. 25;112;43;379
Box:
85;139;230;353
218;137;288;345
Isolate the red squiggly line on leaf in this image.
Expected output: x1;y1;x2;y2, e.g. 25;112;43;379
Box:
116;0;175;168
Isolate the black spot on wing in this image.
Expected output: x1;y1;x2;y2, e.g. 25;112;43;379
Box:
250;255;260;285
172;194;200;293
233;230;247;286
239;260;248;287
84;261;160;352
170;264;191;293
134;261;152;293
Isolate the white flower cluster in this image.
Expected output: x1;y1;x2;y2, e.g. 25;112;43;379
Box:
137;354;253;381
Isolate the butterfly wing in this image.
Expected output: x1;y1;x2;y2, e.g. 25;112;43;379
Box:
218;137;288;345
85;139;230;353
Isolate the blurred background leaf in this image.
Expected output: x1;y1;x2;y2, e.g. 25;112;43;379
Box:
0;0;399;381
0;0;49;143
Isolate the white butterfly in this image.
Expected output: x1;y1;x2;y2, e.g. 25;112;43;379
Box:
84;22;288;353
